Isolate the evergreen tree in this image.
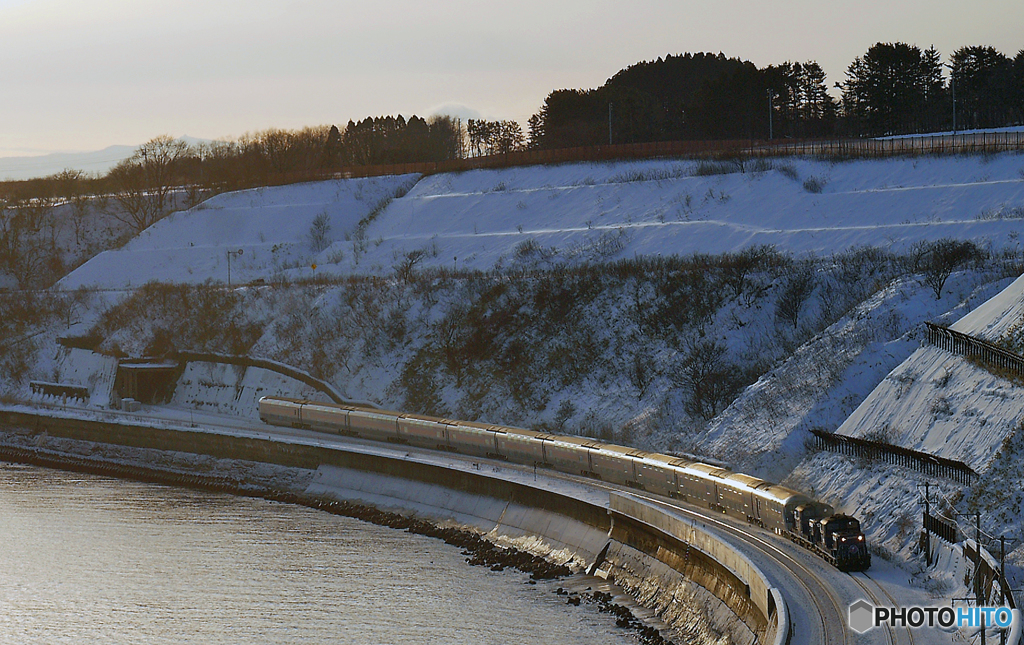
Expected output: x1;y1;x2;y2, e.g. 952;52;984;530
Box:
841;42;946;136
1013;51;1024;125
951;46;1015;129
323;125;342;169
529;52;837;148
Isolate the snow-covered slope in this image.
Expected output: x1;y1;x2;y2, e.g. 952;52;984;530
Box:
837;345;1024;472
60;154;1024;289
950;273;1024;339
60;175;419;289
831;274;1024;475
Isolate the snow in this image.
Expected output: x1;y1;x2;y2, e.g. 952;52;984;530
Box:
59;175;419;289
835;345;1024;472
19;149;1024;643
60;153;1024;289
882;125;1024;140
697;271;1016;481
171;361;330;419
951;273;1024;340
51;347;119;408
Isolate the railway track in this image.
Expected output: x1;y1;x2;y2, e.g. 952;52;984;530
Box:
634;490;850;645
262;423;864;645
0;407;885;644
848;571;907;645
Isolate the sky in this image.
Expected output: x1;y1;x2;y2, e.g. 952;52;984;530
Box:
1;0;1021;158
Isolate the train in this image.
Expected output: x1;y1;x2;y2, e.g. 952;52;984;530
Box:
258;396;870;571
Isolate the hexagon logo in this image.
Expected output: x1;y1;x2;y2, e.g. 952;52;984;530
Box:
848;599;875;634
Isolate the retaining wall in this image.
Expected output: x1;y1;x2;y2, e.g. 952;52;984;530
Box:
0;407;784;644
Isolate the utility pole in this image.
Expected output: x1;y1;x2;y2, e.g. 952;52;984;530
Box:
918;482;931;565
1001;536;1007;645
977;512;985;645
956;510;986;644
973;512;982;605
608;102;613;146
767;89;774;140
226;248;243;288
996;536;1019;645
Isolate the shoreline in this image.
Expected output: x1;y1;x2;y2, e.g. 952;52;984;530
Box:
0;406;781;645
0;434;674;645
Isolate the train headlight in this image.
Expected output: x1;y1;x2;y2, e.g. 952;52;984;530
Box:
858;535;864;541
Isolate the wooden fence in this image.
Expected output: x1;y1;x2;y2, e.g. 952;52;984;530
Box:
207;130;1024;188
750;130;1024;159
925;322;1024;378
29;381;90;402
964;540;1018;609
924;511;959;544
810;428;976;485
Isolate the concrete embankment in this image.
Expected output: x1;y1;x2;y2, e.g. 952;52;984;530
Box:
0;408;784;645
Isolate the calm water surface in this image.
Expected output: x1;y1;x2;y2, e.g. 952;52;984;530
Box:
0;462;640;644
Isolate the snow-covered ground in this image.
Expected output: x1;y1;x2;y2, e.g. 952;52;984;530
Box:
13;149;1024;643
59;174;419;289
60;153;1024;289
698;271;1018;480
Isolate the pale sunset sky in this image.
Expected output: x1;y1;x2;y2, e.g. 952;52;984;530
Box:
0;0;1020;156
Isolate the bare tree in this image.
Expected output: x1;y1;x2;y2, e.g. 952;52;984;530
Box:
395;249;426;283
307;211;332;253
628;340;657;401
913;238;984;300
775;264;815;329
0;194;47;287
675;339;743;420
467;119;526;156
109;136;192;232
50;169;91;245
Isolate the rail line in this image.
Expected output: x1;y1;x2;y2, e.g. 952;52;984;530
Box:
529;468;851;645
1;406;866;644
849;572;900;645
641;491;849;645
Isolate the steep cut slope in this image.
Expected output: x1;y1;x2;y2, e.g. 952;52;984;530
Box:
58;154;1024;290
59;175;419;289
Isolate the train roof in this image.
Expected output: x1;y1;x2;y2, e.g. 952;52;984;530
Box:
752;484;814;506
723;472;770;489
264;397;828;511
540;433;602;448
590;442;646;458
637;452;694;469
682;462;725;477
260;396;304;406
348;406;409;419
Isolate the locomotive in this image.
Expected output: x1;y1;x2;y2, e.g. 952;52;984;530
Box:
258;396;870;571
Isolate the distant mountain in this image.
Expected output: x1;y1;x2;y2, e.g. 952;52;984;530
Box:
0;136;214;181
0;145;136;181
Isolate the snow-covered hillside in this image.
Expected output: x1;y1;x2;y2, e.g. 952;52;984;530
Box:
10;149;1024;639
697;271;1019;481
60;153;1024;289
60;175;419;289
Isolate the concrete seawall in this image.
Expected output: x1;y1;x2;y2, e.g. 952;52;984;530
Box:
0;407;785;645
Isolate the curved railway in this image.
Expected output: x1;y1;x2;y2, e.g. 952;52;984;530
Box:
609;483;851;645
256;410;860;645
850;572;918;645
257;396;872;643
259;396;871;572
3;401;898;644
